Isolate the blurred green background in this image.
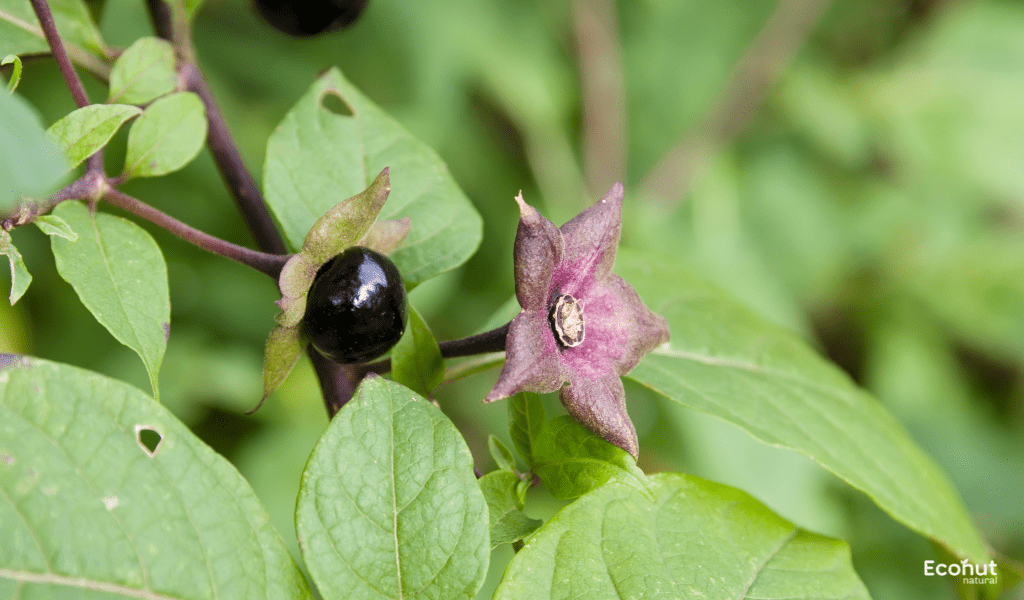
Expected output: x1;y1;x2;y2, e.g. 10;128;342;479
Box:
3;0;1023;598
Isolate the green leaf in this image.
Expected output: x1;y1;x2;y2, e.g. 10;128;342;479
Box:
295;375;489;600
2;54;21;91
33;214;76;240
46;103;141;168
0;0;109;79
257;324;303;410
0;90;68;212
487;435;515;473
532;416;652;501
494;473;870;600
478;471;541;549
0;230;30;304
50;201;170;398
618;248;991;564
263;67;483;285
107;37;177;105
123;91;207;178
0;354;312;599
508;391;544;467
390;303;444;398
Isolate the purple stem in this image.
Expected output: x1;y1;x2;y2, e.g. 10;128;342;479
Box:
354;323;511;378
104;189;290;278
29;0;90;109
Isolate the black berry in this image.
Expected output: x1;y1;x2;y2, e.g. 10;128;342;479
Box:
253;0;369;37
304;246;407;364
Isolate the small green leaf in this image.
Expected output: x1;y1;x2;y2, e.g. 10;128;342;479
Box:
108;37;177;105
390;302;444;398
0;355;312;599
0;0;109;78
508;391;544;466
263;67;482;285
50;201;169;398
495;473;870;600
123;91;207;178
2;54;21;92
255;324;304;413
479;471;541;549
33;214;76;240
295;375;489;600
619;248;991;564
532;415;652;501
46;103;141;168
1;89;69;212
0;230;30;304
487;435;516;473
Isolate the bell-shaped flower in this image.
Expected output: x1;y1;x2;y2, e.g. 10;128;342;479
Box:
486;183;670;458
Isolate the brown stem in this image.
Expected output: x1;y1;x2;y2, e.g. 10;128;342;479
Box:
148;0;349;417
29;0;90;109
354;323;511;378
309;348;361;418
179;64;287;255
574;0;626;197
103;189;290;278
640;0;833;204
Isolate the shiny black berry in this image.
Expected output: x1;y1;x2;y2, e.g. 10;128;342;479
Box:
253;0;369;37
304;246;407;364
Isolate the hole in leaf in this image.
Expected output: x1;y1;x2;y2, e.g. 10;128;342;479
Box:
320;92;354;117
135;425;163;456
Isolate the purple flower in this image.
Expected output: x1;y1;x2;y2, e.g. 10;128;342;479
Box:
485;183;670;458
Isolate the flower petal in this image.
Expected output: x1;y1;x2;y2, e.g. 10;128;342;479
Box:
485;310;567;401
551;183;623;298
602;273;671;376
513;193;563;311
560;374;638;458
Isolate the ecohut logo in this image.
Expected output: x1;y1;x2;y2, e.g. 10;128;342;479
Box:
924;559;998;585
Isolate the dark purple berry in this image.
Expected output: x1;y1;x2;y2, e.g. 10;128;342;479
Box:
253;0;369;37
304;246;406;364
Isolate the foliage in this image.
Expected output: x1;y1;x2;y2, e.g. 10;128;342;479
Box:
1;0;1022;599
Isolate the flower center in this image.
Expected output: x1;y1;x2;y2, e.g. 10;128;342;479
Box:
550;294;585;348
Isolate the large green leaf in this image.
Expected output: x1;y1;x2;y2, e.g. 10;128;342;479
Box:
0;354;311;599
494;473;870;600
295;375;489;600
263;67;482;285
46;103;141;168
123;92;207;179
617;248;991;564
0;0;108;77
50;201;169;397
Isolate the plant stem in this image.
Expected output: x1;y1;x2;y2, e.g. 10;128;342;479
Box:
179;64;287;254
355;323;511;378
103;189;290;278
29;0;90;109
147;0;351;416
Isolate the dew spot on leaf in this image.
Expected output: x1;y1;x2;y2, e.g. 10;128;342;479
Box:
103;496;119;510
319;91;354;117
135;425;163;456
